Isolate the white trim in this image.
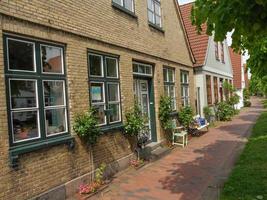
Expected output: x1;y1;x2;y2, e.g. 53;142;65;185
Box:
132;62;153;77
42;80;66;108
90;81;107;126
45;107;68;137
105;56;119;78
11;109;41;144
107;82;121;124
6;37;36;73
9;78;38;110
88;53;104;78
40;44;64;75
203;66;233;78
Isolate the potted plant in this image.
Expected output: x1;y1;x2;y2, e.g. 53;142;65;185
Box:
73;108;102;184
159;96;175;146
124;102;149;160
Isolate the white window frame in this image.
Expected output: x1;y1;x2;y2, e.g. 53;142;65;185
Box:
113;0;135;12
181;71;190;107
163;67;176;110
133;62;153;77
107;82;121;124
9;78;41;143
40;44;64;75
147;0;162;27
42;80;68;137
106;56;119;79
7;38;37;73
90;81;107;126
89;53;104;78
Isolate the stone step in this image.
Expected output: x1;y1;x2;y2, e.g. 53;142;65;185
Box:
150;146;171;161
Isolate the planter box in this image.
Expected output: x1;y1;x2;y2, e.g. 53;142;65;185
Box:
77;184;109;200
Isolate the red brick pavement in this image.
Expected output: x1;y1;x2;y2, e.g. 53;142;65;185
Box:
91;98;264;200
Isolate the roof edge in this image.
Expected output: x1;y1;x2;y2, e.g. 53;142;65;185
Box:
174;0;196;65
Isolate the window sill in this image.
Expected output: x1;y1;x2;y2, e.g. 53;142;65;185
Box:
148;22;165;33
9;135;75;168
100;123;124;133
112;2;138;19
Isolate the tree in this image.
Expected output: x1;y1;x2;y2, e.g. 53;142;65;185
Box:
249;75;267;96
191;0;267;78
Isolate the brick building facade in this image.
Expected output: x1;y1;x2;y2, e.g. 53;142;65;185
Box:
0;0;194;199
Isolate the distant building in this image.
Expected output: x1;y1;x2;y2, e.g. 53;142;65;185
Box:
180;3;233;116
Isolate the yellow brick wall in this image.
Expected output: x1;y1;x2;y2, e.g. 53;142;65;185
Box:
0;1;195;198
0;0;192;66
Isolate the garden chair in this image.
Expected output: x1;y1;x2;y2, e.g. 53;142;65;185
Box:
172;119;188;147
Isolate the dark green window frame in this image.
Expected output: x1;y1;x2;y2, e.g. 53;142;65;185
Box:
3;34;73;167
88;51;123;131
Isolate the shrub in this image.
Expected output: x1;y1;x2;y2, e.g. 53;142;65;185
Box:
159;96;174;131
73;108;101;145
228;93;240;107
203;106;212;120
124;102;147;137
217;102;235;121
243;88;250;101
244;100;252;107
179;106;194;129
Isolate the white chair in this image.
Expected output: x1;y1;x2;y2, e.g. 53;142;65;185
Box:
172;120;188;147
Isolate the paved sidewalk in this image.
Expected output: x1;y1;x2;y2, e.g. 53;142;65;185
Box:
93;98;264;200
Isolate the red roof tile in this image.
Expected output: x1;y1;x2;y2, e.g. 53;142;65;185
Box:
229;47;242;89
180;3;209;67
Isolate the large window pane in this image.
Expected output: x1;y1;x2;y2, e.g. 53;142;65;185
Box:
12;111;39;142
109;104;120;123
93;105;106;125
106;57;118;78
89;54;103;77
43;81;65;107
148;11;154;23
125;0;134;11
148;0;154;10
8;39;35;71
42;45;63;74
45;108;66;135
108;83;119;102
168;69;174;82
113;0;123;6
155;3;161;15
10;80;37;109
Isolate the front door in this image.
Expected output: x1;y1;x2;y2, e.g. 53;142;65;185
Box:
133;79;152;140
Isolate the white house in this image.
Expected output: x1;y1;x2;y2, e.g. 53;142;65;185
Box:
180;3;233;116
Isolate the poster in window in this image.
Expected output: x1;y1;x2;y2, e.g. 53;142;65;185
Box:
91;85;103;102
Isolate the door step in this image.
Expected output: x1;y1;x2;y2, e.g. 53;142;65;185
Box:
150;146;171;161
138;142;171;161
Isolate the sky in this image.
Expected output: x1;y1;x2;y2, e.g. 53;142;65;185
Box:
178;0;195;5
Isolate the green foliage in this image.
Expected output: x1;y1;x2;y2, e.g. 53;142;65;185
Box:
95;163;107;184
228;93;240;107
179;106;194;128
191;0;267;79
216;102;235;121
124;102;147;137
203;106;212;120
262;99;267;108
221;112;267;199
73;108;101;145
243;88;250;101
249;75;267;96
159;96;174;131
